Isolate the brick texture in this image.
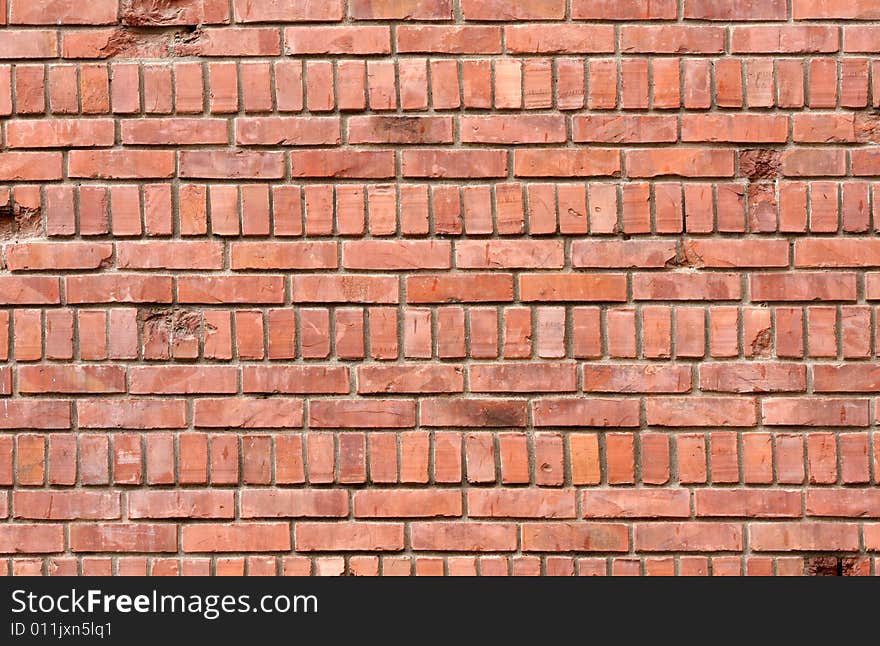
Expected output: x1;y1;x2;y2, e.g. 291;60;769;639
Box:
0;0;879;577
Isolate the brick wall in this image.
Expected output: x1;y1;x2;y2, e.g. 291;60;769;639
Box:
0;0;879;576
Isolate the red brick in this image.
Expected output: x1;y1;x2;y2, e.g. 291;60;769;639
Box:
241;490;348;518
583;490;690;518
411;522;517;552
183;523;291;552
71;523;176;553
699;363;807;393
750;523;859;551
636;523;743;552
469;490;575;519
522;523;629;552
763;397;870;427
647;397;757;427
296;522;403;551
696;490;802;518
354;490;461;518
0;525;64;553
129;491;234;519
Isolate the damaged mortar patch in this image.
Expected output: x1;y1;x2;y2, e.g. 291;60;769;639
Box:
143;308;205;341
808;556;867;576
749;327;773;357
97;26;178;58
808;556;840;576
122;0;200;26
856;112;880;144
748;183;777;233
739;149;782;180
0;198;42;241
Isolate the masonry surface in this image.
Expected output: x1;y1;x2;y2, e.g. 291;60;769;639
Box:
1;0;880;577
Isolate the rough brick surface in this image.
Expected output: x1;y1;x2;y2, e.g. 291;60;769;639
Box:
1;0;879;577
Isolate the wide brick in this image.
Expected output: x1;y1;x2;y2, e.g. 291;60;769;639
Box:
193;398;304;428
682;114;789;143
396;26;502;54
291;150;395;178
178;150;284;179
469;363;576;393
71;523;177;553
18;365;125;394
231;242;338;270
309;399;416;428
419;398;528;427
235;0;343;21
0;152;62;180
0;277;60;305
522;523;629;552
795;239;880;267
582;490;691;518
69;150;174;179
117;241;223;270
520;274;627;302
343;240;450;270
349;116;453;145
294;274;400;304
646;397;758;427
469;490;576;519
5;243;112;272
350;0;451;20
285;26;390;54
514;149;621;177
762;397;870;426
0;401;70;429
7;118;115;148
627;149;735;178
242;366;349;394
635;523;743;551
129;491;234;519
794;0;880;18
0;525;64;553
583;364;692;393
183;523;291;552
807;490;880;517
355;490;462;518
573;115;678;143
750;273;858;301
14;491;120;520
686;0;788;20
77;399;186;429
699;363;807;393
411;522;517;551
696;490;802;518
508;25;616;54
296;522;403;551
407;274;513;303
178;276;285;304
732;26;839;53
633;273;741;300
621;26;725;53
683;239;790;268
358;365;464;394
122;118;229;145
11;0;118;23
130;366;238;394
241;490;349;518
0;30;58;58
532;399;641;427
236;117;341;146
813;365;880;393
749;523;859;551
403;149;508;178
66;275;173;304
